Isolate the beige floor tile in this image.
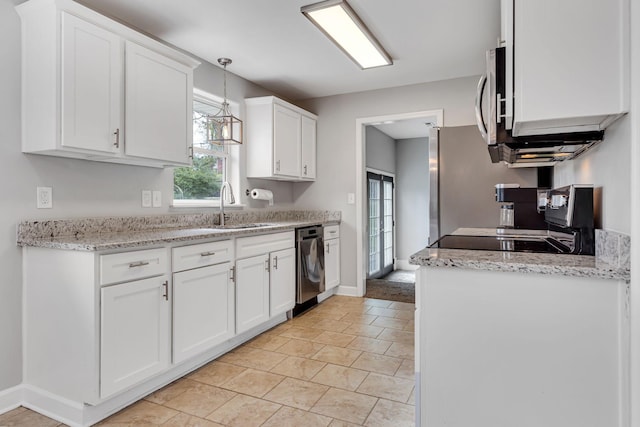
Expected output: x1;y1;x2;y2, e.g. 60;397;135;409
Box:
162;413;224;427
363;298;393;308
275;338;325;358
306;318;352;333
246;334;290;351
352;352;403;376
408;388;416;405
101;401;179;425
279;326;324;340
270;356;327;380
378;328;414;344
263;322;294;336
0;409;60;427
329;420;363;427
357;373;414;403
340;312;378;324
367;307;402;318
162;382;236;418
311;363;369;391
364;398;415;427
218;346;287;371
347;336;392;354
385;342;415;360
0;407;27;424
263;377;330;410
311;345;362;366
206;394;281;427
343;304;375;314
219;368;284;397
327;295;365;305
187;362;247;387
371;317;410;330
342;323;384;339
395;359;415;379
388;301;415;311
311;331;357;347
145;378;200;404
311;387;378;424
394;310;415;320
404;322;415;332
303;310;348;321
261;406;332;427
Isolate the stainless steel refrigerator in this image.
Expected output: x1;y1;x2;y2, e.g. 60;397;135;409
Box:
428;125;539;242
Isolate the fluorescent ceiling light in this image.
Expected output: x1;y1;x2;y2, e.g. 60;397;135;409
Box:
301;0;392;69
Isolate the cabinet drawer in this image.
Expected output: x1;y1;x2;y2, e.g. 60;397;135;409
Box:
100;248;167;286
236;231;294;259
324;224;340;240
172;240;233;272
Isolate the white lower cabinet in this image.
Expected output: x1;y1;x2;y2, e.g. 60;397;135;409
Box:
173;263;234;364
270;248;296;316
100;275;171;398
235;254;271;334
324;225;341;291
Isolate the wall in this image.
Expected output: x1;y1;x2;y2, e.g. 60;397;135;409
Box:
396;137;429;264
294;76;480;291
0;0;288;395
365;126;396;174
554;115;631;234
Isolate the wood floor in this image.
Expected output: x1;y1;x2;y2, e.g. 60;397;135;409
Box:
0;295;415;427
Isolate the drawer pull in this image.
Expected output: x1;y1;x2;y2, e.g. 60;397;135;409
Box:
200;251;216;257
273;256;278;270
129;261;150;268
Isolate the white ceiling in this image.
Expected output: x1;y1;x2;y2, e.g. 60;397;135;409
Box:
371;117;437;140
65;0;501;101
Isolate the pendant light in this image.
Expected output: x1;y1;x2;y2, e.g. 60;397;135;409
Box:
207;58;243;145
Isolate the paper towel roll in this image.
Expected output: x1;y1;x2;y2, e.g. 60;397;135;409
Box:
250;188;274;205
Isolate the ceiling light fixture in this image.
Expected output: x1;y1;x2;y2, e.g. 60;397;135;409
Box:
301;0;392;69
207;58;242;145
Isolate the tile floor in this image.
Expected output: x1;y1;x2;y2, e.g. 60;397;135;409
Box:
0;296;415;427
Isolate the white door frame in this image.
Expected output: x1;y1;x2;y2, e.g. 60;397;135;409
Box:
355;109;444;297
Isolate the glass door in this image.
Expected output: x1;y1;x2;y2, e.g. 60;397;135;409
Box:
367;172;394;279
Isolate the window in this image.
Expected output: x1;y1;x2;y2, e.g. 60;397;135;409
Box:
173;90;237;207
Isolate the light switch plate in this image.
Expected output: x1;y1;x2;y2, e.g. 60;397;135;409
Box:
37;187;52;209
142;190;152;208
152;191;162;208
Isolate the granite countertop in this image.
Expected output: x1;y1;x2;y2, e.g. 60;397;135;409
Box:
17;210;340;252
410;228;630;281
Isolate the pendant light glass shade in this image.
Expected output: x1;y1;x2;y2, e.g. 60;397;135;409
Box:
207;58;243;145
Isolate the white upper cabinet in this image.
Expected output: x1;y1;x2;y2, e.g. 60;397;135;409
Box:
246;96;318;182
508;0;628;136
16;0;199;167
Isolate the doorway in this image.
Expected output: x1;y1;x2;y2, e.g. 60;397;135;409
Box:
367;171;394;279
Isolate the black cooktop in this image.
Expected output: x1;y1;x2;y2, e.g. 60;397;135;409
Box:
430;234;569;254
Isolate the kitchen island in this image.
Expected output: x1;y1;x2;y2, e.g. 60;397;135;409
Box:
410;231;630;427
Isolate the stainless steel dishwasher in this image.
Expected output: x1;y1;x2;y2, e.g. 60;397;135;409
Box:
294;225;325;316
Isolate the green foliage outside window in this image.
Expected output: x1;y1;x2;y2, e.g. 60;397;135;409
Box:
173;154;222;200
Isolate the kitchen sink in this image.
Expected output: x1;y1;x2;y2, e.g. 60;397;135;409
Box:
213;223;271;230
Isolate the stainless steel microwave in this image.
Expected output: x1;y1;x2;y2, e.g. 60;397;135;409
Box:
475;47;604;167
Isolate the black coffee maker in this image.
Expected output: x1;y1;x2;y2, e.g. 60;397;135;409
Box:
495;185;547;230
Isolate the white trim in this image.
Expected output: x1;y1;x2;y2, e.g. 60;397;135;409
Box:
335;284;360;297
355;109;444;298
365;167;396;178
317;287;337;303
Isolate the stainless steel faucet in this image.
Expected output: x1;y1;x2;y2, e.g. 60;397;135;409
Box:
219;181;235;226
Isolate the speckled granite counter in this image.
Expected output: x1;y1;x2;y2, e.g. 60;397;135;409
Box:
410;228;630;281
17;210;340;251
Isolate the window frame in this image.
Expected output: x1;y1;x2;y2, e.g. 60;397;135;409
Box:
172;88;241;208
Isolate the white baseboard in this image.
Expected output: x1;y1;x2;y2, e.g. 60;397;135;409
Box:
317;287;337;303
0;385;23;416
396;260;419;271
335;284;361;297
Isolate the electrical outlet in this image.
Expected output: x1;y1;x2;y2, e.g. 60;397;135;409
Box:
152;191;162;208
142;190;152;208
347;193;355;204
36;187;53;209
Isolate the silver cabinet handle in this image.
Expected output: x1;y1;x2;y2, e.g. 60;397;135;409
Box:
273;256;278;270
265;259;270;272
129;261;150;268
162;280;168;301
188;146;194;159
230;266;235;283
276;160;281;172
303;165;308;175
113;128;120;148
200;251;216;257
326;243;330;254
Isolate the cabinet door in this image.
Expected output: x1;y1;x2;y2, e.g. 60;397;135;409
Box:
101;275;170;398
125;41;192;165
270;248;296;316
61;12;122;154
273;105;301;178
325;238;340;291
173;263;234;364
235;254;270;334
301;115;316;180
